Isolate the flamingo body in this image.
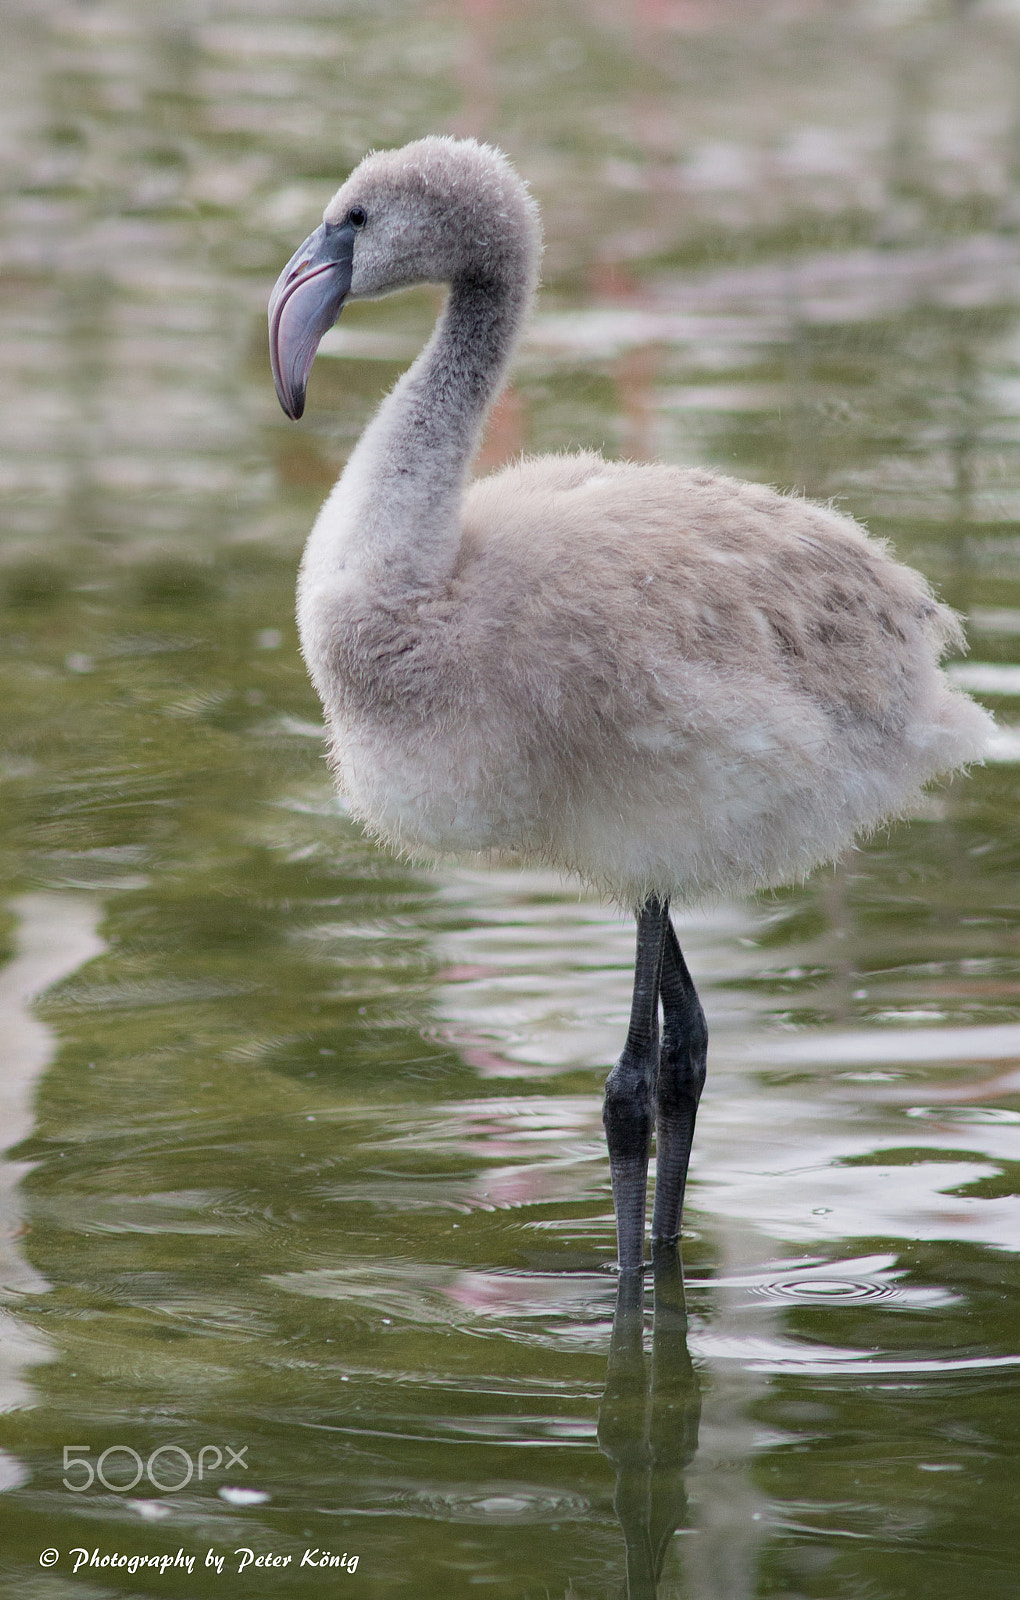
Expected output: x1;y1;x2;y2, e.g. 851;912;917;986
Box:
304;448;989;905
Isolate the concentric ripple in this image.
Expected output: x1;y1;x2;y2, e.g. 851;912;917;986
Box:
749;1275;897;1304
701;1254;958;1311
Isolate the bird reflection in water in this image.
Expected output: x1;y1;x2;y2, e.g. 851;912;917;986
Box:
598;1246;701;1599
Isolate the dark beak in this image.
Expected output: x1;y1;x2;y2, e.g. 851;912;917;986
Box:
268;221;357;420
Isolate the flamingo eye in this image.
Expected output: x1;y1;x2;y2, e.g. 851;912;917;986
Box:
347;206;367;229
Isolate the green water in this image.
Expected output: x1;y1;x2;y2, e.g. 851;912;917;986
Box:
3;2;1020;1595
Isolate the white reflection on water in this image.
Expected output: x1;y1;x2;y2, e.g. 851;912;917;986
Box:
692;1333;1020;1376
948;662;1020;694
0;895;104;1297
430;865;762;1079
751;1020;1020;1065
0;895;103;1462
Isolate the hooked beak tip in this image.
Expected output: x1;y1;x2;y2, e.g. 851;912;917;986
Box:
268;222;357;420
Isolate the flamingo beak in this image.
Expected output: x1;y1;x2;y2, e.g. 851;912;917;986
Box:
268;221;357;420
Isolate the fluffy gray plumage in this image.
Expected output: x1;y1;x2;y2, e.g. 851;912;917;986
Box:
287;136;993;907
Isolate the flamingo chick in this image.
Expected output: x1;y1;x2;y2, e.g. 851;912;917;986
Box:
268;137;993;1273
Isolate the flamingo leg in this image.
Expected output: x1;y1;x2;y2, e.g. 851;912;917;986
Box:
650;920;707;1247
604;897;669;1273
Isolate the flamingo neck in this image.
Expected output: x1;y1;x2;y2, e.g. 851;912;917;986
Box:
299;269;527;609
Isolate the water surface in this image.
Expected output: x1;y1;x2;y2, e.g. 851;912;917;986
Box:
3;2;1020;1595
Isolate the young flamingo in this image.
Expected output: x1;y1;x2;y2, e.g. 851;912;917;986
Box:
268;137;993;1273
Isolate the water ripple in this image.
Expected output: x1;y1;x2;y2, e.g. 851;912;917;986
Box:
692;1330;1020;1377
399;1485;590;1523
749;1276;898;1305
